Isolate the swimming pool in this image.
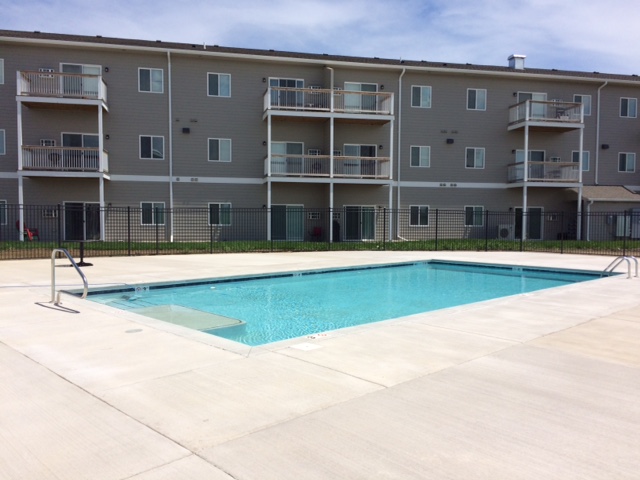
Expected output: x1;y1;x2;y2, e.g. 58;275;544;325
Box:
86;261;605;346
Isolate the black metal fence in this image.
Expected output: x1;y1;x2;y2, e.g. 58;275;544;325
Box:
2;204;640;260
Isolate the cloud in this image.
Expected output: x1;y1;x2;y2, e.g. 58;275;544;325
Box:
4;0;640;75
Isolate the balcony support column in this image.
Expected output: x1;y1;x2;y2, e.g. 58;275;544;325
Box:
522;122;529;240
18;176;24;242
329;182;334;243
99;177;105;241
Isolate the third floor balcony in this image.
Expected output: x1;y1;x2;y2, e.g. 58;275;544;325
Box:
508;100;583;132
263;87;394;122
17;71;108;109
21;146;109;176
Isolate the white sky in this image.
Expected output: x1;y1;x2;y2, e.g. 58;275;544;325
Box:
3;0;640;75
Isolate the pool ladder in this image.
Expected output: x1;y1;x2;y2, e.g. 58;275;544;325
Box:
603;256;638;279
51;248;88;305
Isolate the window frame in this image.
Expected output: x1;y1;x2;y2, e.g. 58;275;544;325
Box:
620;97;637;118
573;94;591;116
410;145;430;167
208;138;232;162
138;67;164;93
409;205;429;226
0;200;6;225
207;72;231;97
140;202;165;226
618;152;636;173
411;85;432;108
208;202;232;226
571;150;590;171
465;147;485;169
0;59;4;85
467;88;487;111
139;135;165;160
464;206;484;227
0;129;5;155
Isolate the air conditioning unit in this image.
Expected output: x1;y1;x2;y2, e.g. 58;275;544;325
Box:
497;224;515;240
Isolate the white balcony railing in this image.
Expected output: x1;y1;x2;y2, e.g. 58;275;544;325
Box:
265;155;391;179
507;161;579;183
17;71;108;102
21;146;108;173
508;100;583;126
264;87;393;115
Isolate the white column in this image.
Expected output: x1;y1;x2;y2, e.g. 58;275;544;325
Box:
18;175;24;242
99;177;105;240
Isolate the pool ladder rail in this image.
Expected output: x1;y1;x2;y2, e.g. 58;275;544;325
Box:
603;256;638;279
51;248;88;305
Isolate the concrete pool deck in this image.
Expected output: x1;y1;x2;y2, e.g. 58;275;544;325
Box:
1;251;639;479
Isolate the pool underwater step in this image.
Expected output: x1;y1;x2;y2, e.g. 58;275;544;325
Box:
133;304;244;331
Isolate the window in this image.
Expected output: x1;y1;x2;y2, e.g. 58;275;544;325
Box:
0;59;4;84
411;85;432;108
410;206;429;226
208;138;232;162
0;200;6;225
270;78;304;107
208;73;231;97
140;136;164;159
141;202;164;225
620;98;637;118
209;203;231;226
0;129;5;155
465;206;484;227
619;152;636;172
410;146;430;167
515;150;545;162
465;147;485;169
572;151;590;171
574;94;591;116
139;68;163;93
467;89;487;110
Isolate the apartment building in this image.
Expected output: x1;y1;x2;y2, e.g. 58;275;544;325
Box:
1;29;640;242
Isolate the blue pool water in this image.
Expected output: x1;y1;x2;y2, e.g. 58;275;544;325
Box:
87;261;603;346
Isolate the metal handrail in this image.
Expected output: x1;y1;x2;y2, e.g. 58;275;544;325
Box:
51;248;88;304
603;256;638;279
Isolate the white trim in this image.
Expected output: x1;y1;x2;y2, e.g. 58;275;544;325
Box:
138;67;164;93
0;129;5;155
409;205;430;227
207;72;231;97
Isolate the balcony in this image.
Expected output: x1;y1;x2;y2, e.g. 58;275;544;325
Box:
265;155;391;179
507;161;579;183
263;87;394;120
17;71;108;108
508;100;583;131
21;146;109;175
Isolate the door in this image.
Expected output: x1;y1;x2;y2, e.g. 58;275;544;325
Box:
344;83;377;112
515;207;543;240
344;145;376;176
344;206;375;241
64;202;101;241
518;92;547;118
271;142;303;174
269;78;304;108
271;205;304;241
63;133;99;170
61;64;100;97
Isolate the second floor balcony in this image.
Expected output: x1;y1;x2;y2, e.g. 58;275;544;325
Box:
17;71;108;107
265;154;391;180
264;87;394;119
21;146;109;174
507;161;579;183
508;100;583;131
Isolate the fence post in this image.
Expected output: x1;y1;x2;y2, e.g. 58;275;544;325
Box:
623;213;628;256
210;220;214;254
383;208;386;251
435;209;439;251
484;210;489;252
560;212;565;254
127;206;132;256
57;204;62;247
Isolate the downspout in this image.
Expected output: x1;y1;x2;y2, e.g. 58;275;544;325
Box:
395;68;406;238
167;51;174;242
595;81;608;185
327;66;334;243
